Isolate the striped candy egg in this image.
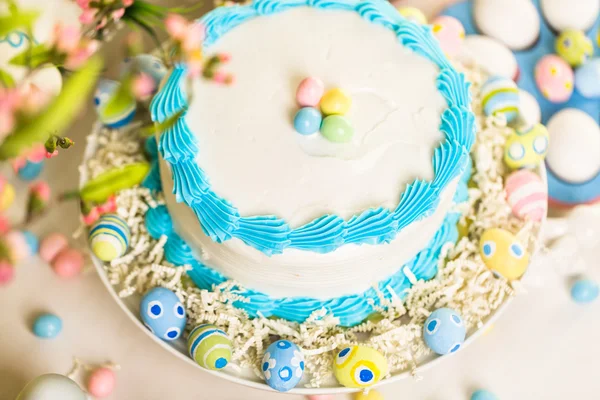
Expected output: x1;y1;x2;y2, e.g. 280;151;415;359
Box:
505;170;547;222
481;76;520;123
89;214;130;262
333;345;388;389
187;324;232;371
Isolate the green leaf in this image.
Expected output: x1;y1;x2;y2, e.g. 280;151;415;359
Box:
103;74;136;118
80;162;151;203
9;44;52;68
140;108;186;137
0;56;104;160
0;68;15;88
0;10;39;37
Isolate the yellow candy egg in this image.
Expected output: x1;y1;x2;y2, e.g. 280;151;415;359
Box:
479;228;529;280
320;88;351;116
397;7;427;25
0;182;15;211
356;390;385;400
333;345;388;389
504;123;549;170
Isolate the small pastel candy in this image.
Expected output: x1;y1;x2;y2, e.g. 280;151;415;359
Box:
321;115;354;143
294;107;322;135
94;79;137;128
534;55;574;103
307;396;335;400
89;214;131;262
505;170;547;222
556;29;593;67
0;261;14;285
320;88;351;116
397;6;427;25
4;230;30;264
504;123;549;170
423;308;466;355
431;16;465;57
17;160;44;181
296;77;325;107
571;279;599;303
574;58;600;99
52;248;84;279
262;340;305;392
0;177;15;211
87;367;116;398
16;374;87;400
32;313;62;339
480;76;519;123
39;233;69;263
480;228;529;280
471;389;499;400
140;287;186;341
356;390;384;400
333;345;388;389
188;324;232;370
22;231;39;255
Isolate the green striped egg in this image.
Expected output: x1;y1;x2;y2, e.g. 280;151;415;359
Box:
187;324;232;370
89;214;130;262
481;76;520;123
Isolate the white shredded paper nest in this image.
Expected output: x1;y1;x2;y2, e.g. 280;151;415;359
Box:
83;63;540;388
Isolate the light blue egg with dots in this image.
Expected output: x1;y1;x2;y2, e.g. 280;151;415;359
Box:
17;160;43;181
94;79;136;129
571;279;599;304
471;389;499;400
574;58;600;99
294;107;322;135
33;313;62;339
423;307;466;355
140;287;186;341
22;230;39;255
262;340;305;392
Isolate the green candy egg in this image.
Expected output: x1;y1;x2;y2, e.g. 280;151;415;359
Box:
321;115;354;143
187;324;232;370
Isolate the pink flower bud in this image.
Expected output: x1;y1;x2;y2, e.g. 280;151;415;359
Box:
83;208;100;226
132;73;156;100
52;23;81;53
28;144;47;163
0;214;11;235
46;150;59;158
165;14;189;41
79;9;96;24
19;84;50;115
0;110;15;137
30;181;51;202
181;22;205;52
76;0;91;10
111;8;125;22
97;195;117;214
65;40;98;70
123;0;134;6
218;53;231;63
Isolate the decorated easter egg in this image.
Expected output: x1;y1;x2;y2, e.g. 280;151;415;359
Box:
22;231;39;255
504;123;549;170
17;160;44;181
571;279;599;303
188;324;232;370
294;107;322;135
320;88;351;116
262;340;305;392
534;55;574;103
140;287;186;341
546;108;600;183
296;77;325;107
52;248;84;279
480;228;529;280
122;54;168;88
16;374;87;400
460;35;518;80
473;0;540;50
4;230;30;264
397;7;427;25
87;367;116;398
516;89;541;128
423;308;466;355
0;262;14;285
94;79;137;128
556;29;593;67
505;170;547;222
321;115;354;143
32;313;62;339
541;0;599;32
333;345;388;389
89;214;131;262
40;233;69;263
471;389;499;400
0;177;15;211
574;58;600;99
480;76;519;122
431;16;465;57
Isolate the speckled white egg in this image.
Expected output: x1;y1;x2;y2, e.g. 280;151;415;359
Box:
541;0;599;32
262;340;305;392
459;35;519;80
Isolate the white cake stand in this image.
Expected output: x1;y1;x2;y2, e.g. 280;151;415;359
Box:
81;122;548;395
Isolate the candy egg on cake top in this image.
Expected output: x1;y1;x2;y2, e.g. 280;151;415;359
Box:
188;324;232;371
333;346;388;389
480;228;529;280
480;76;520;123
504;123;549;170
296;77;325;108
555;29;593;67
320;88;351;116
262;340;305;392
423;307;466;355
294;107;322;136
140;287;186;341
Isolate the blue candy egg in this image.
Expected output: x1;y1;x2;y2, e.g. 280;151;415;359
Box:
262;340;305;392
481;76;520;122
22;230;39;255
423;307;466;355
94;79;137;129
571;279;599;303
294;107;322;135
471;389;499;400
17;160;43;181
33;313;62;339
122;54;168;88
140;287;186;341
574;58;600;99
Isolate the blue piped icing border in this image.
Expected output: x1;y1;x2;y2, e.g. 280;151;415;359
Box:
150;0;475;257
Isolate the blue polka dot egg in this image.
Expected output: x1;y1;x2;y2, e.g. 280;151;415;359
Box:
140;287;186;341
481;75;520;123
261;340;305;392
333;345;388;388
423;308;466;355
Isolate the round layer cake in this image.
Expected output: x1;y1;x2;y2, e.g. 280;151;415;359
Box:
152;0;474;326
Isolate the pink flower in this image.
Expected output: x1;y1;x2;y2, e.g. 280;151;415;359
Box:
97;195;117;214
0;88;19;136
96;17;108;30
19;84;50;115
0;110;15;137
27;144;47;163
52;24;81;53
165;14;189;41
76;0;91;9
30;181;51;202
79;8;97;24
218;53;231;63
82;207;100;226
112;8;125;21
131;73;156;100
46;150;59;159
123;0;134;6
181;22;205;52
0;214;11;235
65;40;99;70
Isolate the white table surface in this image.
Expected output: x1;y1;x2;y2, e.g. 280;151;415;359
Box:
2;1;600;399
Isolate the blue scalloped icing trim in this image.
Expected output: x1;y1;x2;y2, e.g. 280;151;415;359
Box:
150;0;475;257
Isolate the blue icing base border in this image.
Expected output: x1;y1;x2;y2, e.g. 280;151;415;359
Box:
150;0;475;257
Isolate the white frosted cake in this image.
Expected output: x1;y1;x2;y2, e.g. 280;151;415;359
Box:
149;0;475;327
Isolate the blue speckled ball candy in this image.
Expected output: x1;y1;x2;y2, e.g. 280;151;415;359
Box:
571;279;599;304
187;324;232;370
294;107;322;135
89;214;131;262
94;79;137;128
22;231;38;255
17;160;43;181
262;340;305;392
32;313;62;339
471;389;498;400
423;308;466;355
481;76;520;123
140;287;186;341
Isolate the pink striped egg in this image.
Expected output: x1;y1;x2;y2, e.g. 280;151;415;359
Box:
505;170;547;222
